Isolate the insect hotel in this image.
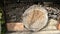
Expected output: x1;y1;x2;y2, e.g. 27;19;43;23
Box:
3;0;60;34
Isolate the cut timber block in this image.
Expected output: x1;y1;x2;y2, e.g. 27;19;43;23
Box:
48;19;58;26
6;23;24;31
42;19;58;30
57;24;60;30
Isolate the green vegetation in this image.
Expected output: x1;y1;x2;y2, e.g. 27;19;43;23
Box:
0;8;6;34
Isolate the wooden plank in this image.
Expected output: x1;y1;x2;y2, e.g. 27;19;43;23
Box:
5;30;60;34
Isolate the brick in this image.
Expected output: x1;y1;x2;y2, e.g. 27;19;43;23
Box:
6;23;24;31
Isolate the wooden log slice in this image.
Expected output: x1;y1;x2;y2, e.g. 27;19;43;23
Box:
22;5;48;31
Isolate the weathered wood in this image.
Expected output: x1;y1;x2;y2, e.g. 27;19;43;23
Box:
5;30;60;34
6;23;24;31
22;5;48;31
